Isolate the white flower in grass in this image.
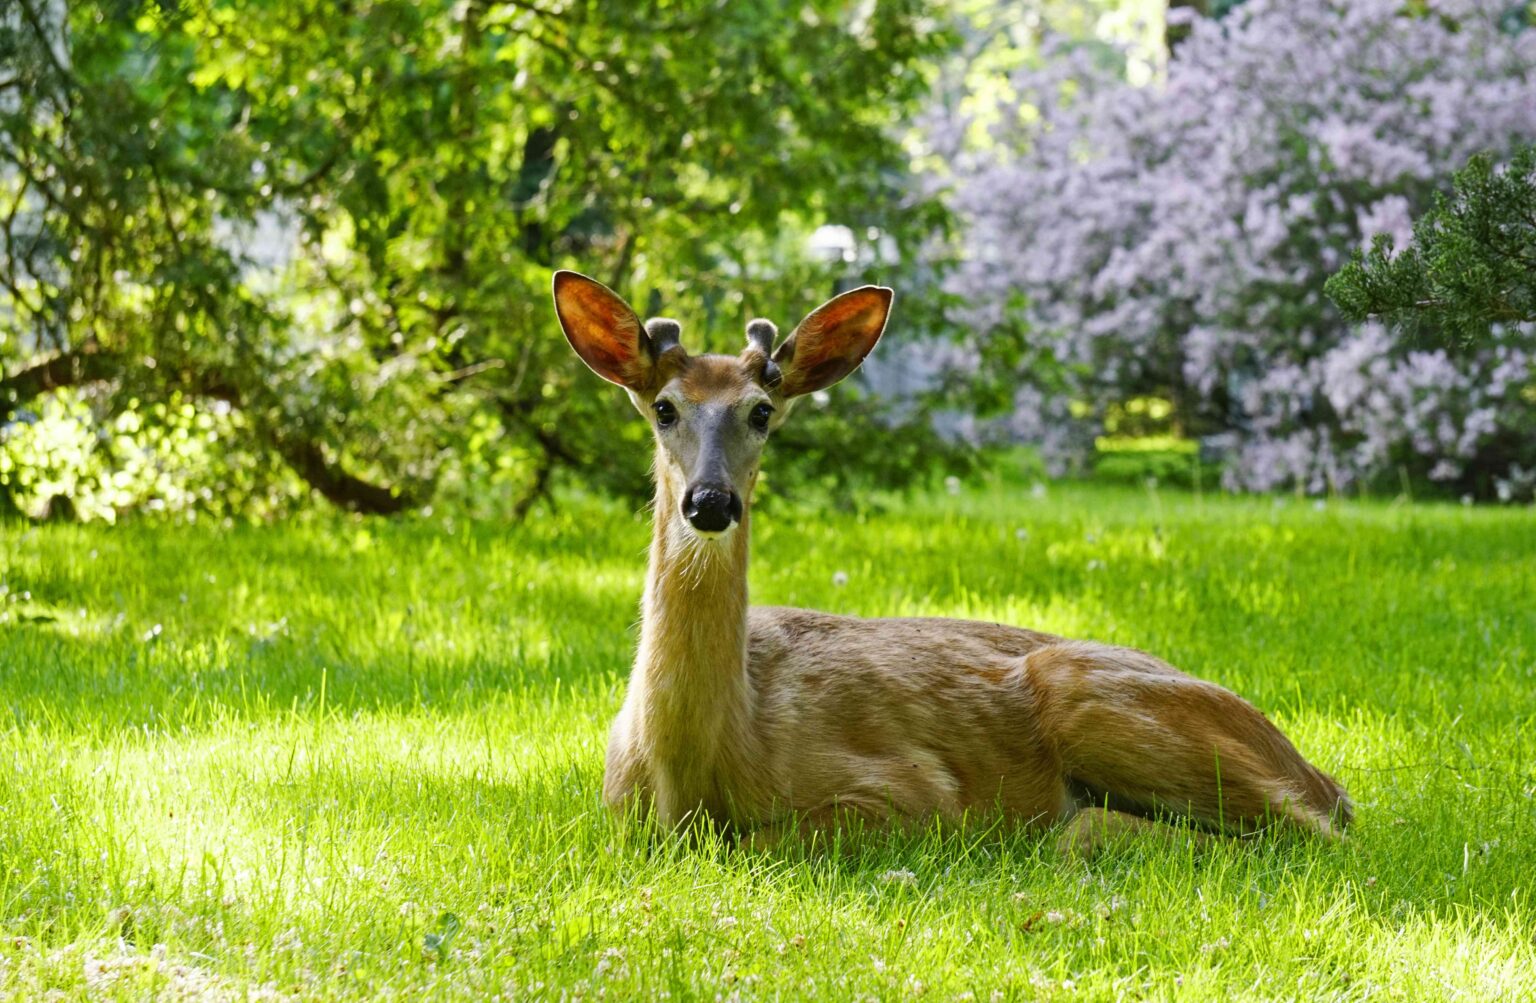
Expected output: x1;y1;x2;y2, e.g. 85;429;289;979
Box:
945;476;962;495
832;571;849;588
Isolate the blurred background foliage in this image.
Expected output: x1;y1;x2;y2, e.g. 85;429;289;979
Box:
3;0;1534;522
0;0;973;521
935;0;1536;501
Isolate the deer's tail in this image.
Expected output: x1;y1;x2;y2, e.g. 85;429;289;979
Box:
1024;641;1351;837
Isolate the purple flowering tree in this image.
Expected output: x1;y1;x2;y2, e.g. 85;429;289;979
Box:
938;0;1536;496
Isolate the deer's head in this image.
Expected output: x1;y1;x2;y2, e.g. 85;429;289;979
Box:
553;270;892;538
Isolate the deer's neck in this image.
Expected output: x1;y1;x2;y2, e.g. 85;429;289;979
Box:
630;475;755;821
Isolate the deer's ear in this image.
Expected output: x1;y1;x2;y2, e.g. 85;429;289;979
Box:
773;286;892;398
553;270;651;389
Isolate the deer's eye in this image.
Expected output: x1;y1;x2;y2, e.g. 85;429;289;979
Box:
749;402;774;432
653;399;678;428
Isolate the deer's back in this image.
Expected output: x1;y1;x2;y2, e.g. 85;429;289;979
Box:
742;606;1073;821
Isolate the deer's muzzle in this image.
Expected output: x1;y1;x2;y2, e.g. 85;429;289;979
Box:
682;484;742;534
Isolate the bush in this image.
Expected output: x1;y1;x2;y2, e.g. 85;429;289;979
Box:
936;0;1536;498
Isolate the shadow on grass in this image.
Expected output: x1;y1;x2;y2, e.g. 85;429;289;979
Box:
0;570;636;734
9;504;1536;846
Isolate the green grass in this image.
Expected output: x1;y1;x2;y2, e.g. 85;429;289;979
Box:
3;476;1535;1000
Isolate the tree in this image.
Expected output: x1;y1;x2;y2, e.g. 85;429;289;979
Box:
1;0;953;519
1327;146;1536;343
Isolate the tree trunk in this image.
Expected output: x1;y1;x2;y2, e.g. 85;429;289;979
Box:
1166;0;1209;55
269;437;414;514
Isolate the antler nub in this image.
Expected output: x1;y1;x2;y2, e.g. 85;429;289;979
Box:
745;319;777;356
645;318;684;358
745;319;782;388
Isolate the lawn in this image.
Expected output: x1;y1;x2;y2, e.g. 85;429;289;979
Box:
2;474;1535;1000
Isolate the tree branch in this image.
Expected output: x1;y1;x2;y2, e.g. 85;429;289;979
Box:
270;437;416;514
1;345;111;420
15;0;75;97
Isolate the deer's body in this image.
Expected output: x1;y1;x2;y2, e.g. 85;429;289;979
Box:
554;271;1351;851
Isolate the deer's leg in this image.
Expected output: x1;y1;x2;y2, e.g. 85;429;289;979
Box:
1024;642;1351;838
741;802;888;852
1056;807;1212;858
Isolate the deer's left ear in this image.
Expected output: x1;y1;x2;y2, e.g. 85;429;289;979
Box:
552;270;653;390
773;286;893;398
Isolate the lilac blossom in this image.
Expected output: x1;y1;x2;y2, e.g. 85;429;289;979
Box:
935;0;1536;495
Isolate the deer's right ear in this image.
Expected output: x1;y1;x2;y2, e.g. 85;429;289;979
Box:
773;285;893;398
552;270;652;390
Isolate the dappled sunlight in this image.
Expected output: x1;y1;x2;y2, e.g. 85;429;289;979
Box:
1354;910;1536;998
2;703;610;963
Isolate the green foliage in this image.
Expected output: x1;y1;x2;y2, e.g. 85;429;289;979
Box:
4;481;1536;996
1327;146;1536;343
0;390;304;521
1091;445;1215;490
759;388;980;514
1;0;956;519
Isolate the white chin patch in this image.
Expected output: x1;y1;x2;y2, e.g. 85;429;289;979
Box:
689;523;735;542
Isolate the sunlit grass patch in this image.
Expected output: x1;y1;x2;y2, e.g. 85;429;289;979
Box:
3;480;1535;999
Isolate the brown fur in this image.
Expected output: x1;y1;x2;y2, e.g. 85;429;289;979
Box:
552;271;1351;854
675;356;758;404
607;532;1352;847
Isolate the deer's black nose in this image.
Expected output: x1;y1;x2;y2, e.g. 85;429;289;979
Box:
683;485;742;533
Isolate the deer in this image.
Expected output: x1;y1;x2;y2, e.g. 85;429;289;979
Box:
551;269;1352;855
